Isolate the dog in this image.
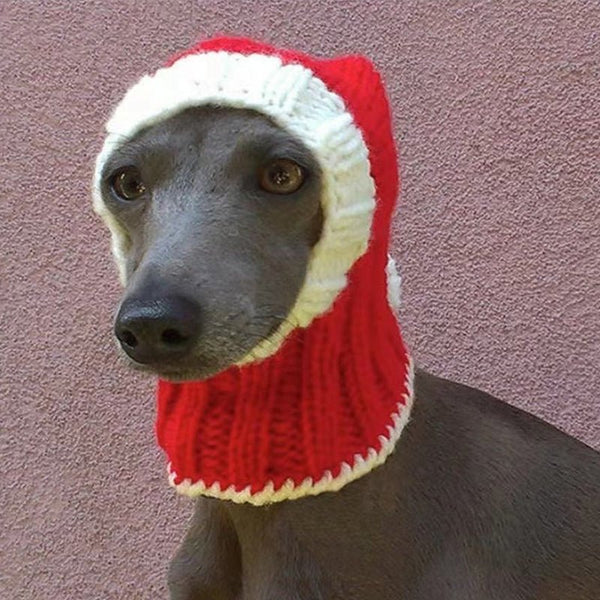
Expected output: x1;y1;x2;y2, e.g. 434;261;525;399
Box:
93;38;600;599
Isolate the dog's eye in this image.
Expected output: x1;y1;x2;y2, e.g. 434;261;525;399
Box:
259;159;305;195
110;166;147;201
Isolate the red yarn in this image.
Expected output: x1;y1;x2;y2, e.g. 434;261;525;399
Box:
155;37;411;498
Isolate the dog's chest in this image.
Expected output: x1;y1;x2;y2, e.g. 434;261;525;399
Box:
222;497;418;600
226;504;343;600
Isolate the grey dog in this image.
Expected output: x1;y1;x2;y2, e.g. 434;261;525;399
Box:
93;50;600;599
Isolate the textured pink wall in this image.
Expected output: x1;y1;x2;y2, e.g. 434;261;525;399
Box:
1;1;598;597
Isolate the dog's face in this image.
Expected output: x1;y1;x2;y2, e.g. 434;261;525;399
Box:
98;107;323;381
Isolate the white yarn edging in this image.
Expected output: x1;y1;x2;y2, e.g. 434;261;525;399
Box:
167;358;415;505
386;254;402;312
92;50;376;365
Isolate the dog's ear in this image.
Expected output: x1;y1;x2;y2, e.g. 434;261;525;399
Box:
315;53;399;229
318;55;386;111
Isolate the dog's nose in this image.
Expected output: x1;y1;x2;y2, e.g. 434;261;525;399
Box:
114;295;201;364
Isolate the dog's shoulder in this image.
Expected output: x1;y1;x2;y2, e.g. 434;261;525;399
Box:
413;367;599;466
406;368;600;597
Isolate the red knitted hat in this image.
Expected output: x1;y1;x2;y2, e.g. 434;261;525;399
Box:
93;37;413;505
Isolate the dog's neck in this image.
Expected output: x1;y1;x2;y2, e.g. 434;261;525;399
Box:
156;241;413;505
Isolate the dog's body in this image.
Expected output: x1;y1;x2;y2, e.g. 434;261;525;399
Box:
95;97;600;598
168;369;600;600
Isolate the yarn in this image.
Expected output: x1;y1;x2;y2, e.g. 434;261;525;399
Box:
94;37;414;505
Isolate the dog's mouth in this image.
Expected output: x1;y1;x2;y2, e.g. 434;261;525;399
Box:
128;360;226;382
116;345;229;382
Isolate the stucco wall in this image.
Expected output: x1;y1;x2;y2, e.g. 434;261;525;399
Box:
1;1;598;597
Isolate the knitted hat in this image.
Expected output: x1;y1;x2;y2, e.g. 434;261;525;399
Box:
93;37;413;505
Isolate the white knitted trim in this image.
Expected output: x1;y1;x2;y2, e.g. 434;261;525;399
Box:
168;357;414;505
93;51;376;363
386;254;402;312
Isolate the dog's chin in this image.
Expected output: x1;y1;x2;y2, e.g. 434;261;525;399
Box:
120;353;235;383
154;365;225;383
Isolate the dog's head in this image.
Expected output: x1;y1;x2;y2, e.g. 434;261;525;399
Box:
96;105;323;380
93;37;397;382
